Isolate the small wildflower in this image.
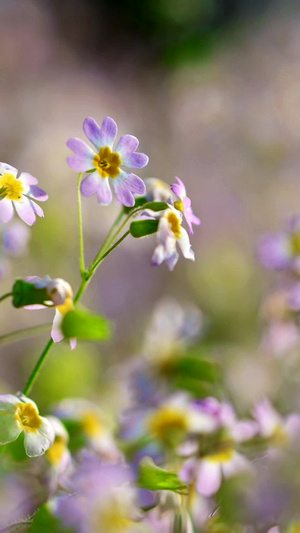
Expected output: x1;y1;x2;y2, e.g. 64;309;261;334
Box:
144;178;172;202
258;216;300;274
171;177;200;235
67;117;149;207
253;398;300;449
151;207;195;271
0;162;47;226
25;276;76;349
0;394;54;457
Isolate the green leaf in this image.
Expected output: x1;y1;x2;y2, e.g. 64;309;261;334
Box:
12;279;49;308
143;201;168;212
61;306;112;341
130;219;159;238
172;356;220;383
138;457;188;493
123;196;147;214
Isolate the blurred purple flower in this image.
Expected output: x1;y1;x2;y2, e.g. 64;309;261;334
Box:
171;177;200;235
67;117;148;207
0;162;48;226
258;216;300;273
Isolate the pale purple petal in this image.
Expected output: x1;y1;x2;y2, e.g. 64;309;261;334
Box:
222;452;251;478
116;135;149;169
0;162;18;177
84;117;118;151
67;138;95;159
51;310;64;343
116;134;139;156
14;197;36;226
171;177;186;199
112;171;142;207
177;228;195;261
166;250;179;271
70;338;77;351
4;222;31;255
180;458;198;484
28;199;44;218
196;460;222;496
257;233;291;271
81;174;112;205
152;244;166;267
67;155;94;172
27;185;48;202
18;172;38;187
0;199;14;223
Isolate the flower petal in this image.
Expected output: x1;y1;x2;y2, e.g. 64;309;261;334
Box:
171;177;186;199
0;395;20;410
18;172;38;187
27;185;48;202
152;243;166;267
67;155;94;172
177;228;195;261
0;162;18;177
116;135;148;169
81;174;113;205
51;309;64;343
67;138;95;159
14;197;36;226
112;171;135;207
23;417;55;457
28;199;44;219
196;460;222;496
0;199;14;223
83;117;117;151
0;411;21;445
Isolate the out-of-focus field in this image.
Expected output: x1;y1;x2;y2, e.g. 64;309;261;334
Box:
1;0;300;406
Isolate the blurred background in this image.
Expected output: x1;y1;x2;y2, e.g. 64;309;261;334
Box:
1;0;300;410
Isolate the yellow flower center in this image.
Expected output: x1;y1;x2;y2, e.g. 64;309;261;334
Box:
94;501;133;533
291;232;300;255
206;447;234;464
46;435;67;466
56;297;73;316
15;402;42;433
0;173;24;201
148;406;188;441
290;524;300;533
166;211;181;239
271;424;288;448
93;147;121;179
81;411;105;438
174;200;184;213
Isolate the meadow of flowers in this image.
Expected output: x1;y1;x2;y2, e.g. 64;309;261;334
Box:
0;110;300;533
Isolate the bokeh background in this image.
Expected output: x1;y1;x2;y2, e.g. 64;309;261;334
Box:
1;0;300;410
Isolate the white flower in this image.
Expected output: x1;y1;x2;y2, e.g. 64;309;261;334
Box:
151;207;195;271
0;394;54;457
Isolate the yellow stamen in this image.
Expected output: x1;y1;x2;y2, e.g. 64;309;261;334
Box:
0;173;24;201
15;402;42;433
166;211;181;239
56;297;73;316
93;147;121;179
95;502;133;533
148;406;188;441
291;233;300;255
46;436;67;465
207;448;234;463
174;200;184;213
81;411;105;438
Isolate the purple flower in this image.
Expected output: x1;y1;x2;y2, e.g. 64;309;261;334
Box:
151;207;195;271
258;216;300;273
0;162;48;226
171;177;200;235
67;117;149;207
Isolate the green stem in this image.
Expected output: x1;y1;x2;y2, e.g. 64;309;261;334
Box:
87;230;130;279
77;172;85;276
0;292;13;304
23;338;54;396
22;230;130;396
0;323;52;346
88;210;124;273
